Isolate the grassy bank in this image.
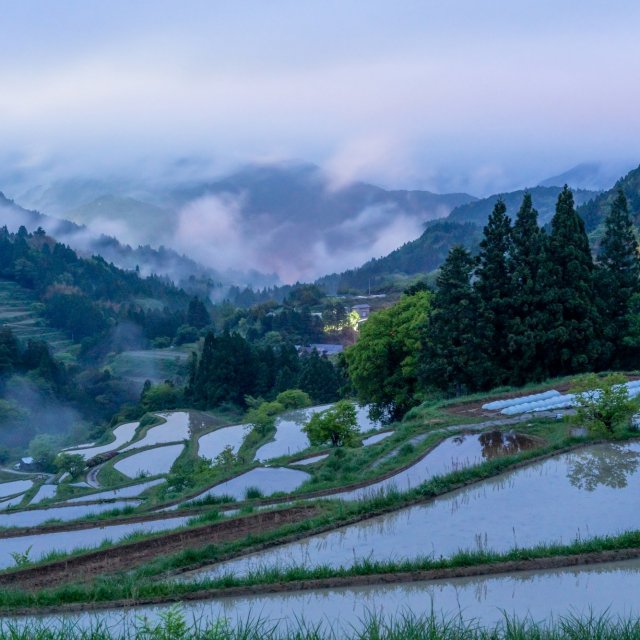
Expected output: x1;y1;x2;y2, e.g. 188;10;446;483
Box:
3;609;640;639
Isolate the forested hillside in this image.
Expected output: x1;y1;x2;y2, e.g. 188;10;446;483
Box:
346;187;640;419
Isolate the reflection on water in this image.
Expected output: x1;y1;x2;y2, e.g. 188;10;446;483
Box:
185;442;640;580
478;430;539;459
19;558;640;632
567;445;640;491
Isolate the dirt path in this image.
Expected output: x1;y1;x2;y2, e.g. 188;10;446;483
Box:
0;505;319;591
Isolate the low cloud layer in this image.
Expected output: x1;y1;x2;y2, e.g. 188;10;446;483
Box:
172;194;424;283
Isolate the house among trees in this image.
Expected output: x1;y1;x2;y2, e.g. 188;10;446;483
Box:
351;304;371;320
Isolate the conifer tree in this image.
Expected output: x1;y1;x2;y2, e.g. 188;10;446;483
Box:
424;246;492;393
508;193;548;383
596;189;640;368
474;199;513;385
541;186;601;376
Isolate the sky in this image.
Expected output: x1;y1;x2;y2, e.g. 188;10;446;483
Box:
1;1;639;196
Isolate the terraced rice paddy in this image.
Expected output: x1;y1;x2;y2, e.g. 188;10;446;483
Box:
0;515;189;569
65;421;139;459
185;441;640;580
187;466;311;501
113;444;185;478
0;500;140;528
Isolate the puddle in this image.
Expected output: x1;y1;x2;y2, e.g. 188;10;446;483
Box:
65;421;139;460
122;412;191;451
336;431;538;501
114;444;185;478
18;558;640;633
292;454;329;466
0;516;190;570
189;442;640;579
0;501;140;528
186;467;310;502
29;485;58;504
0;480;33;499
198;424;248;461
66;479;165;503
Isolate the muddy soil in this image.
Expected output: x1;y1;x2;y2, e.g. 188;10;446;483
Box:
0;505;319;592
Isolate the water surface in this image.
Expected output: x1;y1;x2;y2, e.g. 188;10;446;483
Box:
114;444;184;478
189;442;640;578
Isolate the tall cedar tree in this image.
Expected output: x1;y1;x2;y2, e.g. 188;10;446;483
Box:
508;193;549;383
541;186;601;376
424;246;492;394
596;189;640;368
474;199;513;386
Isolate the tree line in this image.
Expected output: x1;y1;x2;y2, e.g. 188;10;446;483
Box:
346;187;640;420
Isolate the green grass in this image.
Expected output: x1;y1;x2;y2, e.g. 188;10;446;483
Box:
2;607;640;639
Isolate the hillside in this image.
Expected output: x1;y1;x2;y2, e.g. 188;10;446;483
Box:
316;185;599;293
12;163;477;283
577;163;640;233
447;186;598;227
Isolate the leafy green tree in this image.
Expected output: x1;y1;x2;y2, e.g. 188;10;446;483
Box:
540;186;601;376
303;400;359;447
140;381;180;412
28;434;58;472
596;190;640;368
508;193;549;383
423;247;491;394
55;453;85;478
275;389;312;410
572;374;638;435
474;199;513;385
345;291;431;421
245;400;284;436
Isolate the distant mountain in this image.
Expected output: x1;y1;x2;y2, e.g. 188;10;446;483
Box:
0;192;234;293
319;185;601;293
10;162;477;282
577;163;640;233
447;186;598;227
539;162;634;192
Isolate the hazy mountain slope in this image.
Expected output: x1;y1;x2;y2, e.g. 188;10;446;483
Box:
9;162;476;283
577;164;640;233
539;161;635;191
447;186;598;227
317;184;602;293
0;192;229;290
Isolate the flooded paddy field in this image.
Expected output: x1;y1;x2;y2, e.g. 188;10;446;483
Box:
0;515;190;570
185;441;640;579
10;558;640;633
0;500;140;529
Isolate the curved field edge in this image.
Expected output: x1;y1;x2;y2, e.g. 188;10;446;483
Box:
2;437;640;609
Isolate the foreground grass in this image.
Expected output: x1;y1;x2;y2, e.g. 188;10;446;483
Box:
3;609;640;639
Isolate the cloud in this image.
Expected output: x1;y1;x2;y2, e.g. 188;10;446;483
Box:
170;194;424;284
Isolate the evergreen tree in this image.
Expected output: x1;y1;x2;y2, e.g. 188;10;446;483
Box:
423;246;491;394
298;349;340;403
474;199;513;385
541;186;601;376
596;189;640;368
187;297;210;329
508;193;549;383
